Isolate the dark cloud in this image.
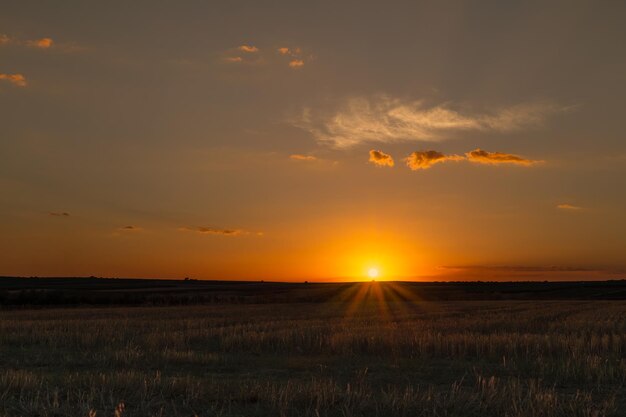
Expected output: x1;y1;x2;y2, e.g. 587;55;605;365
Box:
119;225;141;231
442;265;596;273
436;265;625;281
180;226;246;236
49;212;70;217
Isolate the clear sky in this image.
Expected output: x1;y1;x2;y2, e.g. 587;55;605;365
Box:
1;1;625;281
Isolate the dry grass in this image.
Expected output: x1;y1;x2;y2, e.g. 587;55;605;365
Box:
0;294;624;416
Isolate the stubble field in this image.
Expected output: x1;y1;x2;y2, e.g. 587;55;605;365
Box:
1;284;625;416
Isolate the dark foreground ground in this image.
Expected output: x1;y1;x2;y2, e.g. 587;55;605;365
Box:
1;277;626;306
0;284;625;416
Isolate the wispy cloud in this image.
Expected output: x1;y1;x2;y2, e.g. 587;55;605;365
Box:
238;45;259;53
436;265;622;281
405;150;463;170
288;59;304;68
26;37;53;49
368;150;394;167
0;73;27;87
49;212;70;217
223;56;243;63
277;47;302;56
1;33;84;54
402;148;540;170
222;45;263;66
465;149;541;166
557;203;583;211
1;34;56;49
294;96;569;148
179;226;247;236
222;44;309;69
290;154;317;161
277;46;307;68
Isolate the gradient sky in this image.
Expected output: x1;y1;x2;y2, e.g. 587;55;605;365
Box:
1;1;625;281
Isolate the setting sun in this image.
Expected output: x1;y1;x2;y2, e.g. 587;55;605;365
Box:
367;267;380;279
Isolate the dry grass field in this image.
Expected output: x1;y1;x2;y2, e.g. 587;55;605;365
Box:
0;283;625;416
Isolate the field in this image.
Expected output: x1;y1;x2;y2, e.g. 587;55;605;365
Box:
1;281;625;417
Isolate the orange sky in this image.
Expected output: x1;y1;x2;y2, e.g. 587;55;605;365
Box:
1;2;625;281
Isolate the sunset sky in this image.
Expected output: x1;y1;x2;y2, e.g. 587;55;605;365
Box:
1;1;625;281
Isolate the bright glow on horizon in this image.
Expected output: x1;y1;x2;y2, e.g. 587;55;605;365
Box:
368;267;379;279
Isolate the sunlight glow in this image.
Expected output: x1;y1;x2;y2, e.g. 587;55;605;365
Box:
368;267;379;279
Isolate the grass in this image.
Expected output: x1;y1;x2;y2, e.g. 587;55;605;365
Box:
0;284;624;416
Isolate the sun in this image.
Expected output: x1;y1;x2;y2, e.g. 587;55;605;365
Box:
367;267;379;279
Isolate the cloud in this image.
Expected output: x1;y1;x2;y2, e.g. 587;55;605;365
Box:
289;59;304;68
278;47;302;56
238;45;259;53
222;45;263;65
119;225;141;231
402;149;541;171
435;265;623;281
465;149;540;166
557;204;583;211
0;73;27;87
290;154;317;161
223;56;243;63
26;38;53;49
368;149;394;167
277;46;306;68
222;44;308;69
49;212;70;217
405;150;464;170
0;34;82;53
0;34;56;49
179;226;247;236
294;96;568;148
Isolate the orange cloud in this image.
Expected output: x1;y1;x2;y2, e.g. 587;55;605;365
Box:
0;34;83;53
465;149;540;166
223;56;243;63
557;204;583;211
289;59;304;68
278;47;302;56
368;150;394;167
405;150;463;170
290;154;317;161
238;45;259;53
1;34;55;49
0;73;27;87
26;38;53;48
